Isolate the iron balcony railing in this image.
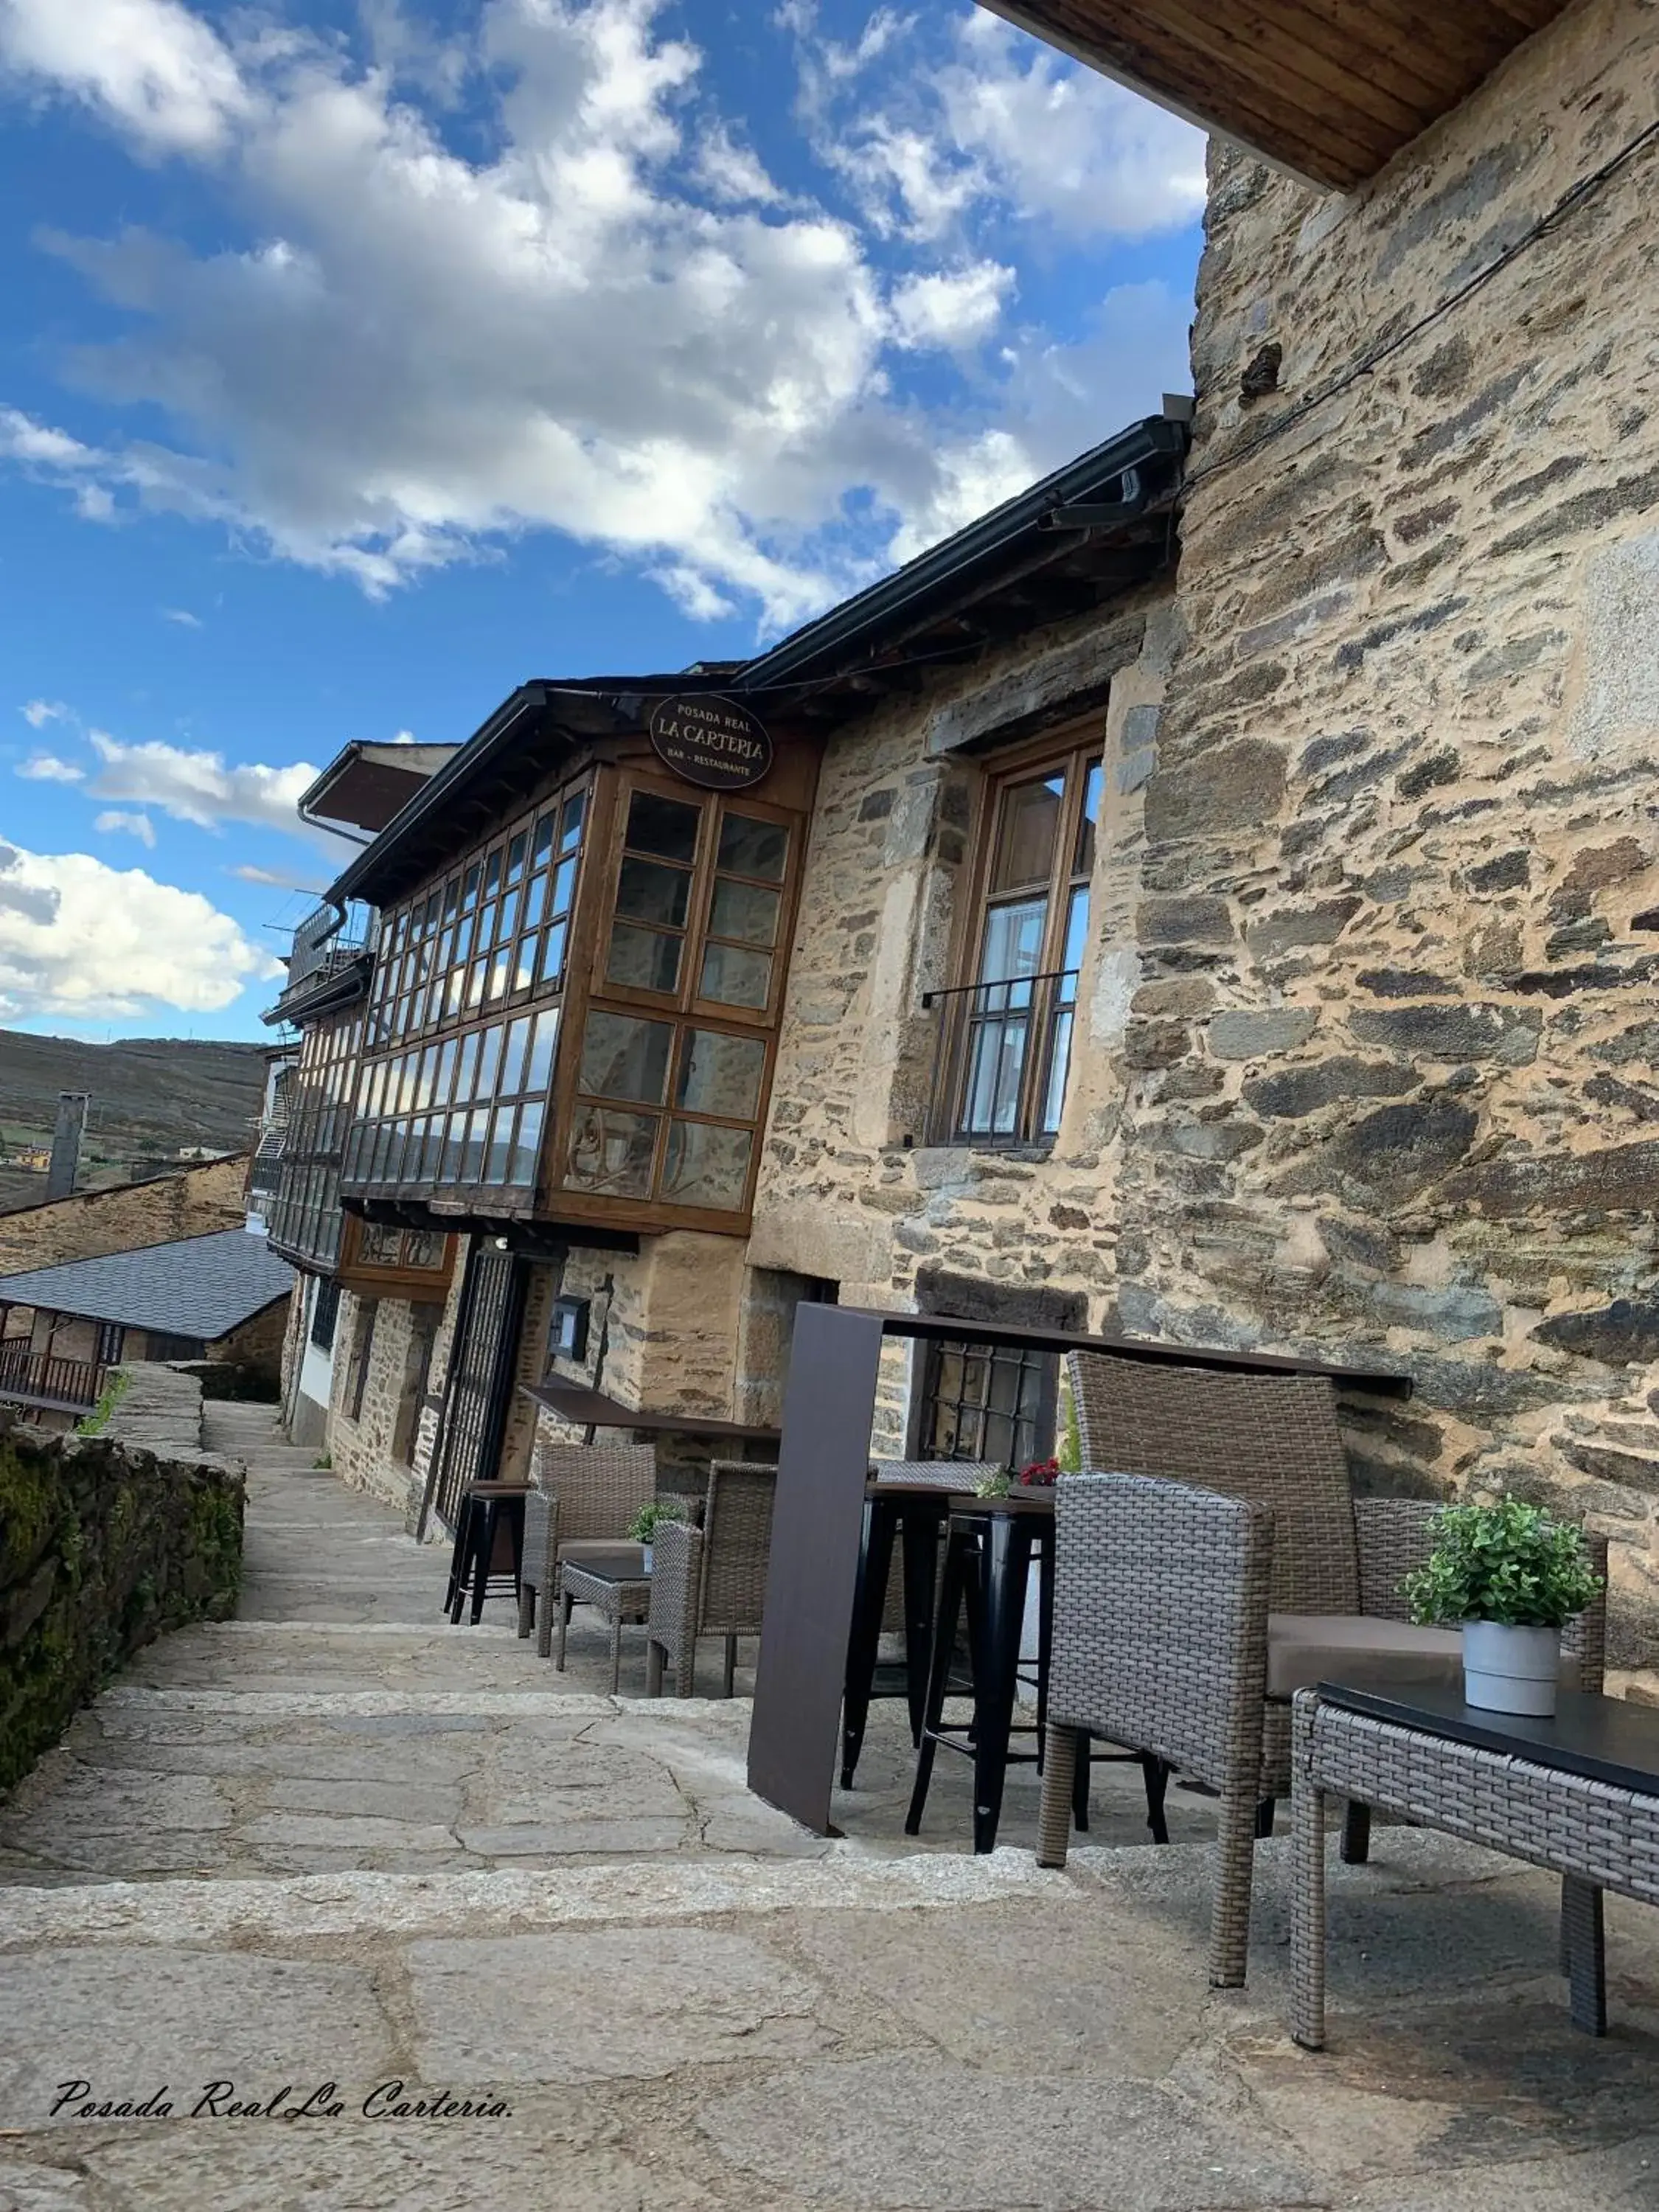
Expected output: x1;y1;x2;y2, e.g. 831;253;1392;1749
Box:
920;966;1080;1150
288;902;367;987
0;1341;107;1412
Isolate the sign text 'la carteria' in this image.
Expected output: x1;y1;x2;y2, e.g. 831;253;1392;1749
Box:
647;695;773;792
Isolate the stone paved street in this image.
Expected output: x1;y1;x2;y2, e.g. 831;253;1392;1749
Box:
3;1408;1659;2208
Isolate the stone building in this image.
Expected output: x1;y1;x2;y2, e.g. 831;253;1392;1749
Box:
0;1228;293;1426
0;1155;250;1275
264;0;1659;1683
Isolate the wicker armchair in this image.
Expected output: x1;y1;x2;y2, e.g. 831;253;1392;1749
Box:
1040;1353;1610;1986
517;1442;656;1660
647;1461;776;1698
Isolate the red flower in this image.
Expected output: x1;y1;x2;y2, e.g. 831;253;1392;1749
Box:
1017;1457;1061;1487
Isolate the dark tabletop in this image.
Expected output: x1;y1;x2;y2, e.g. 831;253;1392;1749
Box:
1315;1677;1659;1798
561;1546;650;1586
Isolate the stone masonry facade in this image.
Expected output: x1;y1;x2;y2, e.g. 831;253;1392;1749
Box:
1112;0;1659;1677
0;1157;248;1275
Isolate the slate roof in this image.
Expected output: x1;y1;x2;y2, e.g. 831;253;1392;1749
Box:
0;1228;293;1340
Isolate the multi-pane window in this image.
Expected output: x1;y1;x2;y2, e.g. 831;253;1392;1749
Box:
564;780;791;1214
344;776;588;1202
364;782;587;1053
917;1340;1056;1468
344;1004;558;1194
938;741;1102;1147
265;1008;364;1270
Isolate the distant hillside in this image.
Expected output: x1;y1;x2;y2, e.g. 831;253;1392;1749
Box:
0;1031;268;1209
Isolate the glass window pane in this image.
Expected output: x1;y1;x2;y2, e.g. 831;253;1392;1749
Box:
551;856;577;917
526;1007;559;1095
717;813;787;881
616;855;691;928
505;831;527;886
699;941;771;1010
678;1029;765;1119
1074;759;1102;879
560;790;585;852
607;922;681;993
435;1039;458;1105
503;1016;532;1095
442;1113;465;1180
482;849;502;899
565;1106;658;1197
522;872;547;930
461;1107;488;1181
532;814;554;868
539;921;567;984
579;1011;674;1105
1043;1007;1074;1136
626;789;700;863
455;1031;481;1103
709;877;780;947
487;950;511;1000
483;1106;513;1184
992;773;1064;894
979;896;1047;985
1060;883;1088;978
460;863;482;911
509;1102;544;1186
476;1023;504;1101
662;1121;752;1210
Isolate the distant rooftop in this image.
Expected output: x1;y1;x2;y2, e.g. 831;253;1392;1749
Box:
0;1228;293;1339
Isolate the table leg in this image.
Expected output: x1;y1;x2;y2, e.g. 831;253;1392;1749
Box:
1290;1769;1328;2050
556;1587;573;1672
444;1503;470;1619
905;1523;971;1837
1562;1876;1607;2036
899;1498;947;1748
469;1499;497;1625
841;1496;897;1789
610;1607;623;1696
970;1514;1032;1856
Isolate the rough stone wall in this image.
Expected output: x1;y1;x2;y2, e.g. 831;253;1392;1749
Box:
746;592;1175;1343
0;1158;248;1274
327;1290;436;1515
0;1384;243;1791
208;1298;288;1388
1115;0;1659;1674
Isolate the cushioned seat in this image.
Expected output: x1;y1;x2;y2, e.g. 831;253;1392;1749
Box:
1267;1613;1581;1700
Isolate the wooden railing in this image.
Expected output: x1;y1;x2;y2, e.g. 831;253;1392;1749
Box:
0;1341;107;1412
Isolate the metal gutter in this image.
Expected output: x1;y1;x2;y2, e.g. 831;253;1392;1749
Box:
737;413;1186;691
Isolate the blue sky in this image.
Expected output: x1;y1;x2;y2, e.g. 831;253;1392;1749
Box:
0;0;1203;1041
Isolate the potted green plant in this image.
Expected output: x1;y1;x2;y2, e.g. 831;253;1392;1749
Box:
626;1500;678;1573
1403;1496;1602;1717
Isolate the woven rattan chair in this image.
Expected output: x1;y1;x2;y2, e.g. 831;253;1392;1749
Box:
517;1442;656;1660
1040;1353;1610;1986
647;1461;776;1698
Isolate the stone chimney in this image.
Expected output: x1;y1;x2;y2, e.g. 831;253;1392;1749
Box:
45;1093;88;1202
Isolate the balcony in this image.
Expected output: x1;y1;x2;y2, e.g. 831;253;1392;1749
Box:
264;903;372;1029
0;1342;106;1414
921;967;1080;1150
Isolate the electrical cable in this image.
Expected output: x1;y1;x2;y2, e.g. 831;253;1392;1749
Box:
1183;112;1659;500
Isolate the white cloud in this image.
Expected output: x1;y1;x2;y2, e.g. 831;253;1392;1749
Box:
87;731;319;836
161;605;201;626
21;698;70;728
0;0;248;156
890;262;1015;351
16;752;84;783
94;806;156;845
228;861;324;891
0;0;1200;630
0;839;280;1018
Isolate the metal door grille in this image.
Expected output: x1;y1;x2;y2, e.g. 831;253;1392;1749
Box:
425;1245;527;1534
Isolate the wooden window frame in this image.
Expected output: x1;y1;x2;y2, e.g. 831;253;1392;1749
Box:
932;727;1103;1151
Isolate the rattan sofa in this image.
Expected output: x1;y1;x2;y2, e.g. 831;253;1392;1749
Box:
1036;1354;1609;1987
647;1461;776;1698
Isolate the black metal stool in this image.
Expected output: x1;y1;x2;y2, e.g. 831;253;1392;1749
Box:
841;1486;952;1787
445;1481;529;1625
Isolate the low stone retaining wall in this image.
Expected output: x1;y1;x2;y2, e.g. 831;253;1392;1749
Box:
0;1370;243;1792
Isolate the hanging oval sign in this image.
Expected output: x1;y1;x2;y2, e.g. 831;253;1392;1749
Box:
647;694;773;792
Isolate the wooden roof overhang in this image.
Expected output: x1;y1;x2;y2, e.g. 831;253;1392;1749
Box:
981;0;1573;191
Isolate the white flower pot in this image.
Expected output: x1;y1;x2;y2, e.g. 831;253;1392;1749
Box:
1462;1621;1559;1717
640;1544;653;1575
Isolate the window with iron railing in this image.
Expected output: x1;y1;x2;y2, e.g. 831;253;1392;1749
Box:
924;738;1101;1148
